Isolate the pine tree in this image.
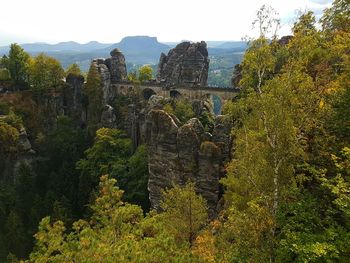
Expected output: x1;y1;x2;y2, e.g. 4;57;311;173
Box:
160;183;208;246
84;63;103;135
7;43;30;88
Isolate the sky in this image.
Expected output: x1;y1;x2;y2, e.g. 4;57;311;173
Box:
0;0;333;46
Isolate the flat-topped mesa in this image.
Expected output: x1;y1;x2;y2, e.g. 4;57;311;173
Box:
157;41;209;87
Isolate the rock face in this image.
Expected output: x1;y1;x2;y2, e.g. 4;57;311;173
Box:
278;35;293;46
106;49;128;83
157;41;209;87
100;104;117;129
64;73;84;119
92;49;127;104
1;127;36;184
231;64;242;87
146;110;232;216
13;128;36;183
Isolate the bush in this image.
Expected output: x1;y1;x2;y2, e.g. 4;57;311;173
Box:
0;101;10;115
0;68;11;81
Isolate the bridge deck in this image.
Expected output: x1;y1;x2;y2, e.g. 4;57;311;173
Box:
114;81;240;93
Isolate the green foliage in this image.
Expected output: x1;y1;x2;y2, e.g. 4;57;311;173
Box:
3;2;350;261
28;53;64;95
77;128;132;179
321;0;350;33
27;176;204;262
219;3;350;262
119;145;150;211
84;64;103;135
127;70;139;83
5;210;26;258
0;68;11;81
239;37;275;93
160;183;208;246
198;110;215;132
0;112;22;172
65;63;81;77
138;65;153;82
6;43;30;88
76;128;150;211
76;128;131;208
173;100;195;123
292;11;317;36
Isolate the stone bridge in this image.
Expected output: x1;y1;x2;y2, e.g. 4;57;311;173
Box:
112;82;240;106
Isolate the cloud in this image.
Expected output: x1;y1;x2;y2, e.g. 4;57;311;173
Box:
309;0;332;5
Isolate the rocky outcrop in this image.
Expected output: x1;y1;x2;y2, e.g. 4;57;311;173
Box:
1;127;36;184
100;104;117;128
13;128;36;183
64;73;84;118
278;35;293;46
125;95;173;150
231;64;242;87
157;41;209;87
146;110;232;216
92;49;127;104
212;115;233;162
106;49;128;83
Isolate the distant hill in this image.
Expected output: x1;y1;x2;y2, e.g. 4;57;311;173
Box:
0;41;113;54
0;36;246;86
215;41;247;49
0;36;171;69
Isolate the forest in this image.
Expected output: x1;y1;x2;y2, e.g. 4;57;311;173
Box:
0;1;350;262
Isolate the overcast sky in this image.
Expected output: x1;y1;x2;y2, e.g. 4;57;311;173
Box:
0;0;333;46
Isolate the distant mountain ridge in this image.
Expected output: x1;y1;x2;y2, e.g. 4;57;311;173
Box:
0;36;246;85
0;41;113;54
0;36;172;66
0;36;247;57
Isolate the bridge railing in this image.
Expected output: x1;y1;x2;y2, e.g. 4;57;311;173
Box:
112;81;240;93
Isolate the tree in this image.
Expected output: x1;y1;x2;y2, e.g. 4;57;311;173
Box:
160;183;208;246
321;0;350;33
6;44;30;88
0;114;20;173
239;37;275;93
292;11;317;36
28;176;145;262
118;145;150;211
76;128;132;209
173;100;195;123
222;75;304;261
5;210;26;258
65;63;81;77
253;5;280;39
138;65;153;82
28;53;64;95
84;63;103;134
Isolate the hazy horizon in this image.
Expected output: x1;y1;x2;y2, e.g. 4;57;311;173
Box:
0;36;245;47
1;0;332;46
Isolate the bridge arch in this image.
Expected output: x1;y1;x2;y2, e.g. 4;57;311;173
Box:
170;90;182;99
142;88;157;100
203;93;223;115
